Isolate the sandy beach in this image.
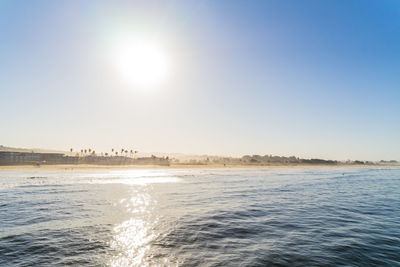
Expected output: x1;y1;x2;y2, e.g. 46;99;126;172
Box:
0;163;394;171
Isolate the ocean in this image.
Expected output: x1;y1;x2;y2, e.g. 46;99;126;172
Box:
0;167;399;266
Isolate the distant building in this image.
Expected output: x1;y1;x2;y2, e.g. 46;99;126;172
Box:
0;151;170;166
0;151;68;165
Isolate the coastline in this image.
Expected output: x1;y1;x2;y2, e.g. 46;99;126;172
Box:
0;164;398;171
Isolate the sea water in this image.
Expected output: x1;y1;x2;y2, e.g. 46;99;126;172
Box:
0;167;399;266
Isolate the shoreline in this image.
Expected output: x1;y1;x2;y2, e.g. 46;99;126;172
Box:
0;164;398;171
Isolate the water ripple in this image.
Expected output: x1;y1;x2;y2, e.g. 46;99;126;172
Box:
1;168;400;266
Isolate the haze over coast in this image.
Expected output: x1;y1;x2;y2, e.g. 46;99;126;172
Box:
1;145;398;170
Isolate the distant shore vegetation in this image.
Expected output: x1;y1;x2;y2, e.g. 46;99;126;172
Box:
0;146;398;167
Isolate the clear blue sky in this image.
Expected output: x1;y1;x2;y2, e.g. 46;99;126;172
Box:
1;0;399;160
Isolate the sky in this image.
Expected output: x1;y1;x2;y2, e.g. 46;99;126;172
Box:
1;0;400;161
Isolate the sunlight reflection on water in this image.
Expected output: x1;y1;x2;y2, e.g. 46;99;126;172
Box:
107;171;181;266
87;170;182;186
90;177;182;186
110;190;156;266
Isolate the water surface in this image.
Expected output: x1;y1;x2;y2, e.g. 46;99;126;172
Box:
1;167;399;266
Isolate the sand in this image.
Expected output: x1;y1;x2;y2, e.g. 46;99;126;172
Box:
0;163;393;171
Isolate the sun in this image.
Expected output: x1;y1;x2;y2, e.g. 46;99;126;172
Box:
113;37;169;89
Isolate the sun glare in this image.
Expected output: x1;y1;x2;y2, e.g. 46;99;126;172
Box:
113;37;169;89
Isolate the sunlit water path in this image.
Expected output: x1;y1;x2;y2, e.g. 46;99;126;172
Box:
0;168;399;266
